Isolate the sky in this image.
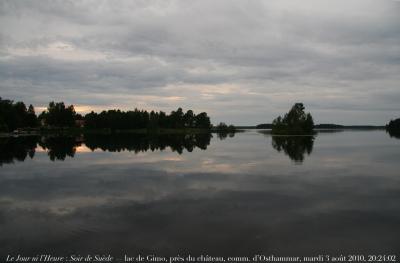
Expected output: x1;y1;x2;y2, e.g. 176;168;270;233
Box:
0;0;399;125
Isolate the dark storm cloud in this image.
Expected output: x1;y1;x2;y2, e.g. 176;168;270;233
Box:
0;0;399;124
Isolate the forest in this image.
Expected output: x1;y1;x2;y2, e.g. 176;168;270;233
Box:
0;98;212;132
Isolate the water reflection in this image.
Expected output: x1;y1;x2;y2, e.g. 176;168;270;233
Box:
38;136;82;161
0;132;219;164
85;133;212;154
0;130;399;256
0;136;37;166
271;136;315;163
386;130;400;139
0;132;317;164
215;131;235;140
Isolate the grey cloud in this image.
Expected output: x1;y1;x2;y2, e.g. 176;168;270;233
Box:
1;0;399;124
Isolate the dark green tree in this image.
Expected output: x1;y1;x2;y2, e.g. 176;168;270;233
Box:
0;117;7;132
84;107;212;130
25;104;38;127
148;110;159;129
194;112;212;129
271;103;314;135
0;97;39;131
0;98;19;131
170;108;184;128
40;101;77;127
386;118;400;138
183;110;195;127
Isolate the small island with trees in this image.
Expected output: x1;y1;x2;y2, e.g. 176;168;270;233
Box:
271;103;315;135
386;118;400;138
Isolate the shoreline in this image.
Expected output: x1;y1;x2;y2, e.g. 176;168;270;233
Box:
0;127;242;138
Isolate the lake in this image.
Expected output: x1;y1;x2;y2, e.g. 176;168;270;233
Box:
0;130;399;258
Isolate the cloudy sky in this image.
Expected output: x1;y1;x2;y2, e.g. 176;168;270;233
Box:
0;0;399;125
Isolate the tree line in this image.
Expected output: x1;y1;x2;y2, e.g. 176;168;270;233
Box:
3;97;398;134
0;97;38;131
85;108;211;130
0;98;212;132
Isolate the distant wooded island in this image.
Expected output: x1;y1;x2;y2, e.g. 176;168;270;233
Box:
0;97;397;136
255;123;385;130
386;118;400;138
270;103;314;135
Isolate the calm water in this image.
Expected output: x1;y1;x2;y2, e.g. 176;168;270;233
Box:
0;130;399;257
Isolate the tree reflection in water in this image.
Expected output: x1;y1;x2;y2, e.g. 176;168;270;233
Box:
0;132;223;164
38;136;82;161
387;130;400;139
0;136;37;166
216;131;235;140
271;135;315;163
84;133;212;154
